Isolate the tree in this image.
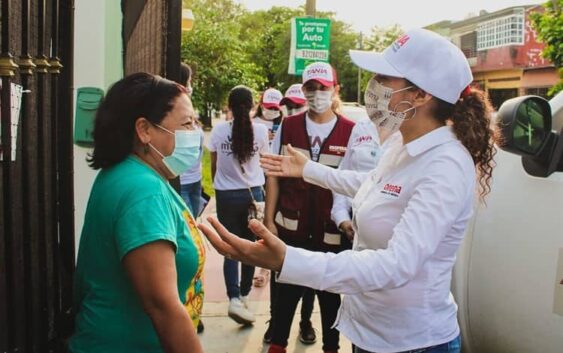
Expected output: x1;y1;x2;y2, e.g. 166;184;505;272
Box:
316;10;365;102
181;0;403;113
238;6;304;91
181;0;265;126
531;0;563;97
356;25;404;103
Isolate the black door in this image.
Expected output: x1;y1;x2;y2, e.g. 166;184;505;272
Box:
0;1;75;352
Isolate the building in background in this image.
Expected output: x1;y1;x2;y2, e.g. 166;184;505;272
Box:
427;4;559;109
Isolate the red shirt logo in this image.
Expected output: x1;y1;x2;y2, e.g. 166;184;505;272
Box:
381;183;402;197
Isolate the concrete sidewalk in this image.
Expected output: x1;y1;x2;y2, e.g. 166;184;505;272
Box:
197;198;352;353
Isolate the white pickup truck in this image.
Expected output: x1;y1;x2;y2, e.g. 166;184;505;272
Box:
454;92;563;353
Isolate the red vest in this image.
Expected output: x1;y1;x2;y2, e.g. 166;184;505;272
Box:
275;112;354;252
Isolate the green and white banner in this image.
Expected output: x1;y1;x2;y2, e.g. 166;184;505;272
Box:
288;17;331;75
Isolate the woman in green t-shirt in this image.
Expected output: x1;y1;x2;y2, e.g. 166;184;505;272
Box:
69;73;204;353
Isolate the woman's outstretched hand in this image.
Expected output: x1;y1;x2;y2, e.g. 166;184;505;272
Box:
260;144;308;178
197;216;287;272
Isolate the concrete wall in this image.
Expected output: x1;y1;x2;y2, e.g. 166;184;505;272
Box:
73;0;123;255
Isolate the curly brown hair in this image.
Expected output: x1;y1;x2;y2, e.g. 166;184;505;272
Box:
433;88;498;201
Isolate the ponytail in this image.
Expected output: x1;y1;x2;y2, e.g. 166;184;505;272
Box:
434;88;497;201
228;86;255;164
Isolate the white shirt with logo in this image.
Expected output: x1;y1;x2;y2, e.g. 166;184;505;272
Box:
207;121;269;191
278;126;476;353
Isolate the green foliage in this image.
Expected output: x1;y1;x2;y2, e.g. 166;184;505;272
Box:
201;147;214;197
530;0;563;97
181;0;404;111
357;25;404;103
181;0;265;119
317;10;363;102
238;6;305;91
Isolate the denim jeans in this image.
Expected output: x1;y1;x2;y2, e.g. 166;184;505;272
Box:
354;335;461;353
180;180;202;216
216;187;264;299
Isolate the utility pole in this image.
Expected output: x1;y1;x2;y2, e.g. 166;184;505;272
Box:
306;0;316;17
357;31;363;104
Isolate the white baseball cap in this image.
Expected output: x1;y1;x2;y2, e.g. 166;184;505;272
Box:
261;88;283;109
280;84;306;105
302;62;337;87
350;28;473;104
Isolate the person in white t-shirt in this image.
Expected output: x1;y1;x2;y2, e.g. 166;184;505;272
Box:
178;63;205;218
253;88;284;289
207;85;269;326
254;88;284;141
199;29;498;353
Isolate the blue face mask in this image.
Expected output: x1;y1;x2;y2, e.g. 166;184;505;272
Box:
149;124;201;177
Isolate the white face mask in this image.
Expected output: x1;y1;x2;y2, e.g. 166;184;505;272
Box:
304;89;333;113
364;77;415;134
262;108;280;121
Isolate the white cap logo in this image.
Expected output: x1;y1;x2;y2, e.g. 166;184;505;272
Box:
392;34;411;52
302;62;335;87
281;84;306;105
261;88;283;109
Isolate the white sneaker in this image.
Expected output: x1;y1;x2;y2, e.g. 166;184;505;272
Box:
240;295;249;308
228;298;255;325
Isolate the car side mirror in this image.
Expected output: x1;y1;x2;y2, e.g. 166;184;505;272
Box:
497;95;563;177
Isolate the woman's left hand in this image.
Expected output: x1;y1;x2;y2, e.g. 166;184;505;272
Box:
198;216;287;272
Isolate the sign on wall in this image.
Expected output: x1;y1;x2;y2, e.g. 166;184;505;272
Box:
288;17;331;75
0;82;23;161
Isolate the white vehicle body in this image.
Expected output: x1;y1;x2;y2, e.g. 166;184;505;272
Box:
455;92;563;353
340;102;369;122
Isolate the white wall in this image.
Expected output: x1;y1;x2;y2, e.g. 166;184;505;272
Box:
73;0;123;255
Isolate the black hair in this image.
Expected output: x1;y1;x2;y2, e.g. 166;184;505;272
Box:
87;72;187;170
180;63;192;87
228;85;255;164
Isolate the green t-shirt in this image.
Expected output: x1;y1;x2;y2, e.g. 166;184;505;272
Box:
69;156;199;353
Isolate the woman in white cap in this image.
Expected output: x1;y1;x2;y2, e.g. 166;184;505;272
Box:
280;83;308;117
254;88;284;141
198;28;497;353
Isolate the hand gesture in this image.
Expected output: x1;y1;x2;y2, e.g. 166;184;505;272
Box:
260;144;308;178
198;217;287;272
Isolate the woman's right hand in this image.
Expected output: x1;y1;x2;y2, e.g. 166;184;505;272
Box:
260;144;308;178
198;217;287;272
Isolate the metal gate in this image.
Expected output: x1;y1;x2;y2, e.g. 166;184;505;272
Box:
0;0;75;352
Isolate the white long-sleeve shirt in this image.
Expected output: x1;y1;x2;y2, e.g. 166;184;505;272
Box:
278;126;476;353
331;119;393;227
